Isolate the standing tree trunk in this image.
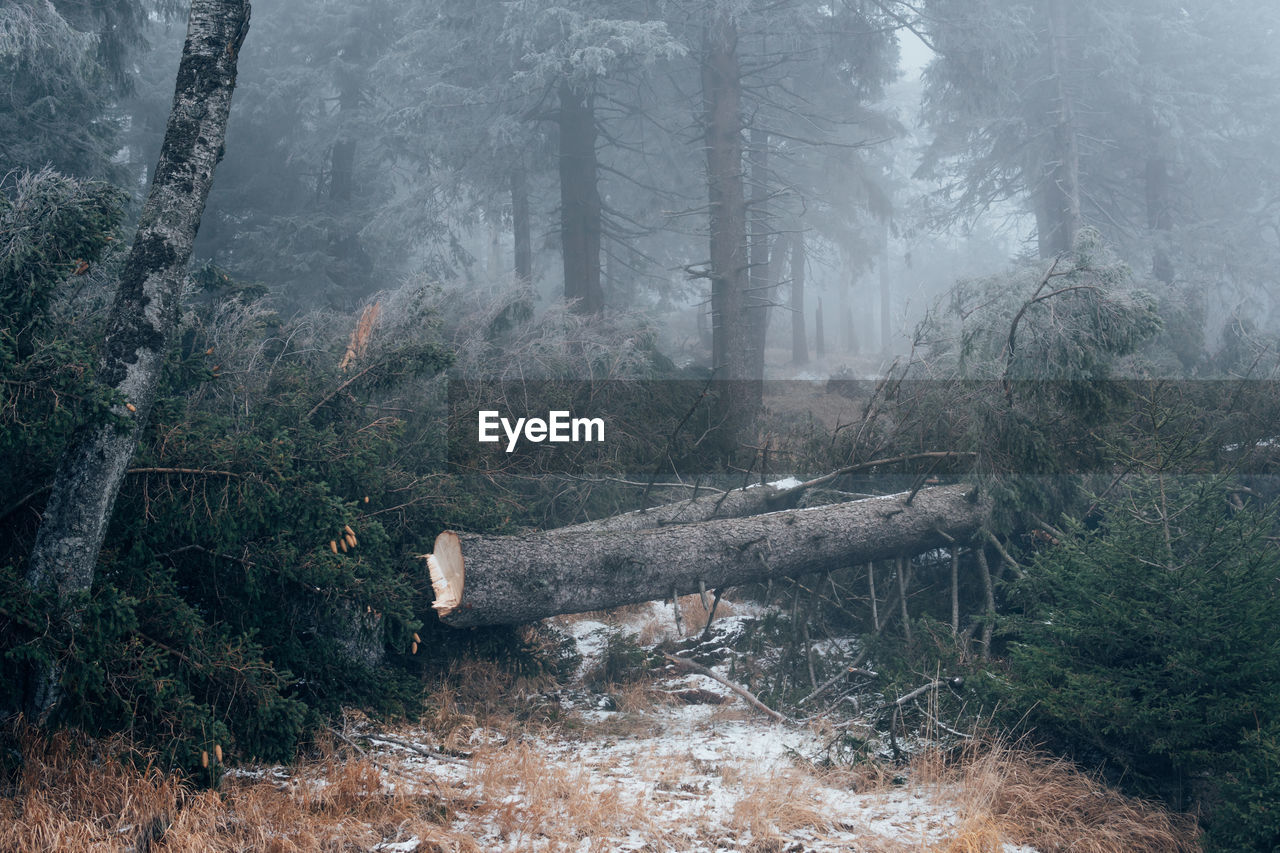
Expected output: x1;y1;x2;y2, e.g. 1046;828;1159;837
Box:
791;230;807;365
23;0;251;718
1144;114;1174;285
815;297;826;359
879;218;892;352
511;162;532;286
1039;0;1081;257
558;79;603;314
325;74;370;301
744;126;769;403
702;12;753;451
329;88;357;204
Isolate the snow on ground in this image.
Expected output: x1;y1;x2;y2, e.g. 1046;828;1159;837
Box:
369;691;1037;852
333;607;1041;853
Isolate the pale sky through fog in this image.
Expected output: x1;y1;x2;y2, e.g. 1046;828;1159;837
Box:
900;29;933;77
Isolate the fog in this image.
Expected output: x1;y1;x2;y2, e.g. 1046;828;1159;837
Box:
8;0;1280;378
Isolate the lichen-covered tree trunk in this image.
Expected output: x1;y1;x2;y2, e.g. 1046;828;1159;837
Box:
427;484;986;628
23;0;250;718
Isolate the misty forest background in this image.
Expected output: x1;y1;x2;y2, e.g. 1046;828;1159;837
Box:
3;0;1280;848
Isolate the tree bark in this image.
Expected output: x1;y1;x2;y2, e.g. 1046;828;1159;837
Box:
1040;0;1081;257
426;484;986;628
702;13;754;448
567;481;804;534
1144;113;1174;284
744;126;770;401
558;79;603;314
879;218;891;352
791;230;807;365
815;297;825;359
23;0;250;717
511;162;532;286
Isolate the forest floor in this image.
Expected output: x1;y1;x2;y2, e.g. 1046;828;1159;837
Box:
0;599;1196;852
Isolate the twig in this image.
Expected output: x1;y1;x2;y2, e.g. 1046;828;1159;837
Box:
671;585;684;637
904;453;951;507
306;361;380;419
662;653;787;723
1030;514;1066;540
896;556;912;644
0;467;241;522
950;547;960;634
359;733;468;766
125;467;240;478
700;587;724;641
984;530;1023;578
798;663;879;707
975;547;996;660
328;726;446;789
889;679;945;709
770;452;976;506
913;698;974;739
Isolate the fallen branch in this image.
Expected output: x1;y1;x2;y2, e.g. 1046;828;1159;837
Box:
886;677;963;710
662;652;788;723
772;452;977;506
359;732;469;766
984;529;1023;577
913;699;974;739
327;726;444;788
700;586;725;640
798;664;879;707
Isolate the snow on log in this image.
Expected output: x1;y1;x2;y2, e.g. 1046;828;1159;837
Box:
425;484;986;628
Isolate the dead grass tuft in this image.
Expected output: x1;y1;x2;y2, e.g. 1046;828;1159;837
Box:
943;815;1005;852
730;766;829;842
0;724;459;853
934;738;1199;853
423;657;564;738
470;741;651;845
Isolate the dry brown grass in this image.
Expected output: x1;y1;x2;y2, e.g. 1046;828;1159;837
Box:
729;766;829;841
0;722;1202;853
421;657;563;739
0;727;464;853
931;738;1200;853
469;740;652;846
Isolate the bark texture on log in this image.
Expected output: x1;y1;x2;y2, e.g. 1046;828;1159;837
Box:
567;483;801;533
427;484;986;628
23;0;250;716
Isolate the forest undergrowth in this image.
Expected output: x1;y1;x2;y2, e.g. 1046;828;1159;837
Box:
0;598;1199;853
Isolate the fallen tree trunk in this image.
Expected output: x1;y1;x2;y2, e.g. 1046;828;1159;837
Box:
426;484;986;628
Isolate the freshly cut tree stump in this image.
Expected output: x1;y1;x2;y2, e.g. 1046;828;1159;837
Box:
426;484;985;628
